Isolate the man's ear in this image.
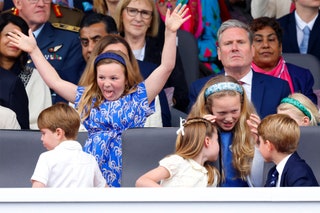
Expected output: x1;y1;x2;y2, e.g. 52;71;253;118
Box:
13;0;22;10
217;46;221;61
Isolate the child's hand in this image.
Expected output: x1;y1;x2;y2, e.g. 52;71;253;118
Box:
247;113;261;135
165;3;191;32
247;113;261;142
7;29;37;54
203;114;216;124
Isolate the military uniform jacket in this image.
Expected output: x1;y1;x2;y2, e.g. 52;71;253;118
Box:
29;22;86;103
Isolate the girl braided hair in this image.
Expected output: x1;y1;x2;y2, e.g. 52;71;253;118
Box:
176;117;220;186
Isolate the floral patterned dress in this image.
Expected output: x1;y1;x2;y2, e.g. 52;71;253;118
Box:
75;82;155;187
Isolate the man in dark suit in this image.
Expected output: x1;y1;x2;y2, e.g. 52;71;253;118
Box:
13;0;86;103
258;114;318;187
188;19;290;119
278;0;320;62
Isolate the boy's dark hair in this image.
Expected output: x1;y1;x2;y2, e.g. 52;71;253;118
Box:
80;12;118;34
250;16;283;45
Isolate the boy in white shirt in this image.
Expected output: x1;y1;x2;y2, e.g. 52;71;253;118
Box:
31;102;106;187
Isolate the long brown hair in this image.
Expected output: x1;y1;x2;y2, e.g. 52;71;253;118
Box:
189;75;256;180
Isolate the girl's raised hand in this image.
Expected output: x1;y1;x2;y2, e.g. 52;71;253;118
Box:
7;28;37;54
165;3;191;32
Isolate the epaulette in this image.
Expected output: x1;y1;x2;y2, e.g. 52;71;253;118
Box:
0;7;18;15
1;4;84;33
51;22;80;33
50;4;84;33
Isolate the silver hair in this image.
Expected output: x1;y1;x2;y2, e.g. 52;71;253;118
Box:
217;19;253;46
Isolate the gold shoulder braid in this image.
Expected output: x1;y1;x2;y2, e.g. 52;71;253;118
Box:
51;23;80;33
50;4;84;32
2;4;83;32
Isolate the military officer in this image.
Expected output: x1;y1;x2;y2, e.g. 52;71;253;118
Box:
12;0;86;103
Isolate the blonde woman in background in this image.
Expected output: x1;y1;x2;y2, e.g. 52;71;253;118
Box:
277;93;320;126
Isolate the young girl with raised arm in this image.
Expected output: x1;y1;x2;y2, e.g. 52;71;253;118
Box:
136;117;220;187
8;4;190;187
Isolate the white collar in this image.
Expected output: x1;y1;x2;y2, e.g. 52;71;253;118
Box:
32;24;45;38
295;11;318;30
238;69;253;86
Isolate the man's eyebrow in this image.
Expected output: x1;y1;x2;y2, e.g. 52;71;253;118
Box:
89;35;103;40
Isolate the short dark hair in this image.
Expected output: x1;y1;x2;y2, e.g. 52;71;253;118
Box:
0;13;29;69
79;12;118;34
250;17;283;45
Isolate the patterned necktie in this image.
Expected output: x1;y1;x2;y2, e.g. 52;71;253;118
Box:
265;169;279;187
300;26;310;54
238;81;245;85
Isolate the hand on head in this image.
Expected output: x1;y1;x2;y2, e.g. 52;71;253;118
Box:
7;28;36;54
246;113;261;141
203;114;216;124
165;3;191;32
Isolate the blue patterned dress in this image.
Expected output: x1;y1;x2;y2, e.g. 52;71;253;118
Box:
74;82;155;187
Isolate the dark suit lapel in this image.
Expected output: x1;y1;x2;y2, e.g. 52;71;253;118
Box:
251;71;264;115
36;23;55;50
279;152;300;186
287;13;300;52
309;11;320;53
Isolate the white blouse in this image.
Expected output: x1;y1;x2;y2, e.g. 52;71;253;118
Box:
159;155;218;187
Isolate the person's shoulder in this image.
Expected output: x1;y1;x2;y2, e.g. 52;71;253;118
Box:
253;71;287;83
47;22;79;36
38;149;53;159
49;4;84;33
43;21;79;43
0;105;16;116
138;60;158;78
277;12;293;23
0;67;19;78
191;74;216;87
160;154;184;165
286;63;313;79
286;152;313;171
1;4;83;33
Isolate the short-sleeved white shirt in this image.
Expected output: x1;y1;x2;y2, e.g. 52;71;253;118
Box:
159;155;218;187
31;140;106;187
